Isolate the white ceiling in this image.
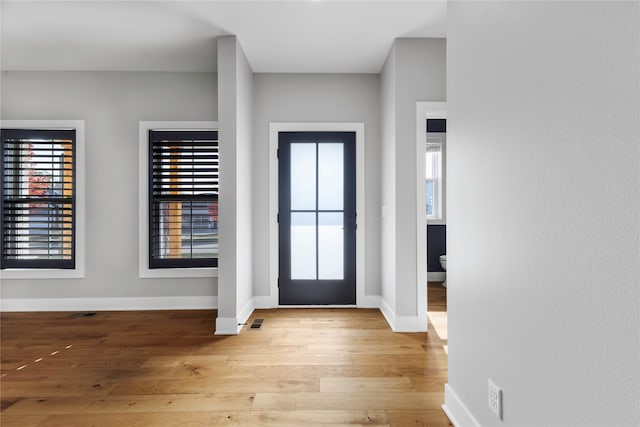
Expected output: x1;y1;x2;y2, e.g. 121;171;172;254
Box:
0;0;446;73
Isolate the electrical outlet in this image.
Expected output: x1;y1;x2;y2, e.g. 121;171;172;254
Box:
488;379;502;419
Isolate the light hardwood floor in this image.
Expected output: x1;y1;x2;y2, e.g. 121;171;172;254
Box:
1;283;450;426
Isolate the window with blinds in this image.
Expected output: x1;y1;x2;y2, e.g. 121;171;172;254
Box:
1;129;76;269
426;117;446;221
149;130;218;268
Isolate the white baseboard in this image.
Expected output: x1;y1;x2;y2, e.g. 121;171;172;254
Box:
0;296;218;312
379;297;395;330
278;305;357;308
215;298;256;335
443;383;481;427
253;295;381;310
377;297;421;332
237;299;255;329
252;295;275;309
428;271;446;282
214;316;240;335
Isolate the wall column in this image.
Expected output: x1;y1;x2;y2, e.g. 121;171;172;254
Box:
216;36;255;334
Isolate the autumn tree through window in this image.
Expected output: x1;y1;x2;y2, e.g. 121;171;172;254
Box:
1;129;75;269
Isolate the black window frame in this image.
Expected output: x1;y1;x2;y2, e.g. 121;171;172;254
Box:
148;130;219;269
1;128;76;270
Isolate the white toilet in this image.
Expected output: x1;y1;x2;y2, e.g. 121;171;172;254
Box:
439;255;447;287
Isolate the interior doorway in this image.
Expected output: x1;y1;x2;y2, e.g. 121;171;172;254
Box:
416;102;447;329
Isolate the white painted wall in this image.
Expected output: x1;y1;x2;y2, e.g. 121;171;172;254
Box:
446;2;640;426
0;71;218;308
380;46;397;315
235;39;255;323
216;36;254;334
379;39;446;330
251;73;382;300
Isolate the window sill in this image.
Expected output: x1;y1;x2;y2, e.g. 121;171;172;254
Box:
0;268;85;280
427;218;447;226
139;267;218;279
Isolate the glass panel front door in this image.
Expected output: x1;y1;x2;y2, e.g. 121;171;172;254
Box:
278;132;356;305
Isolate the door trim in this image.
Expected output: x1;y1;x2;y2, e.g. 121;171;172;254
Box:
268;123;368;308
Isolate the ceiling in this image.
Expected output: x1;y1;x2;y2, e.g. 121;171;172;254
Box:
0;0;446;73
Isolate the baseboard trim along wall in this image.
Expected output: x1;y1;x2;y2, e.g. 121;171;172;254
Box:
215;298;258;335
0;296;218;312
428;271;446;282
442;383;482;427
379;297;424;332
238;299;255;329
379;297;395;330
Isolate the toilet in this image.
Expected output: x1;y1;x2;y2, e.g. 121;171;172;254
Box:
439;254;447;287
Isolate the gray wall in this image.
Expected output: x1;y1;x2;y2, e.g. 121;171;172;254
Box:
447;2;639;426
394;38;446;318
380;38;446;327
1;71;218;300
252;73;382;298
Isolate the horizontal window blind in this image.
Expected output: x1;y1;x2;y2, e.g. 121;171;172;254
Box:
1;129;76;269
149;130;218;268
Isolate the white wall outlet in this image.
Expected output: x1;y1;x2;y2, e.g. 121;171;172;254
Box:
488;379;502;420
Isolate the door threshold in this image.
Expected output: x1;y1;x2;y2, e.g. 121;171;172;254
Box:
277;305;357;309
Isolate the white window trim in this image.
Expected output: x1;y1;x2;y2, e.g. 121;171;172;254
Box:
426;136;445;223
424;114;447;226
0;119;85;280
138;121;218;279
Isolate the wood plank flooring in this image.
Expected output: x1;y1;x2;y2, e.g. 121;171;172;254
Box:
1;283;450;426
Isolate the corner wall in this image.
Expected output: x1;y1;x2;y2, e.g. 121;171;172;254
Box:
216;36;254;334
379;39;446;331
446;2;640;425
380;45;397;317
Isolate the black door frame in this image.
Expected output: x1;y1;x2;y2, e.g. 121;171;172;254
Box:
278;131;356;305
